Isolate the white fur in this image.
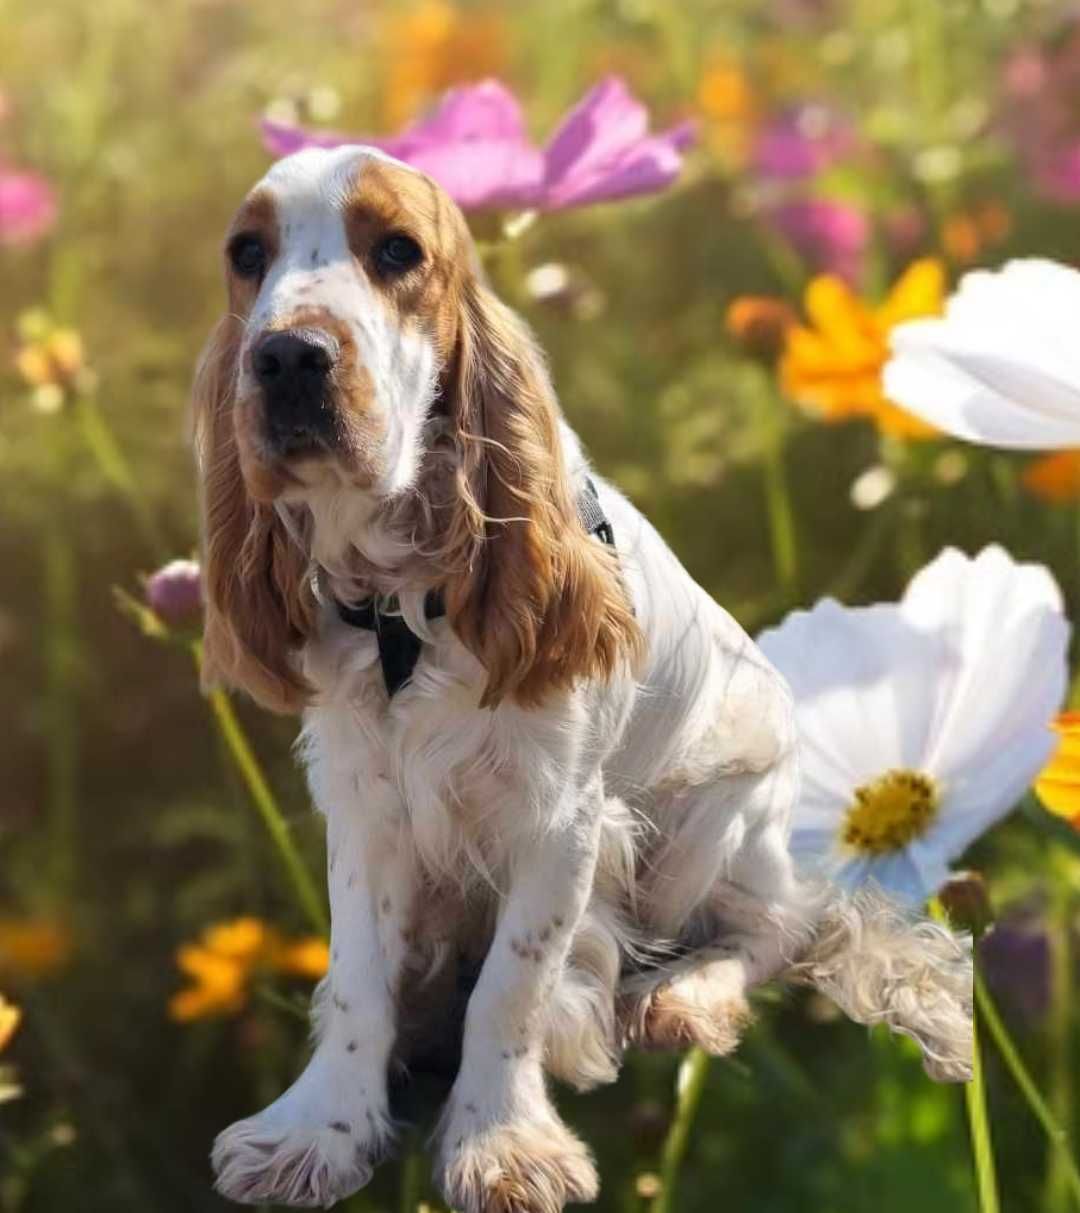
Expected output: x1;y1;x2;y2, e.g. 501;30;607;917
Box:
211;148;973;1213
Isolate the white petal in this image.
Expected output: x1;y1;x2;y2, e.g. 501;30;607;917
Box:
884;258;1080;449
900;546;1068;784
759;598;950;779
832;850;931;906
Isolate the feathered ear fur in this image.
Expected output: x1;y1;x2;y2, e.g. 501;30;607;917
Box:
192;316;316;714
442;282;643;708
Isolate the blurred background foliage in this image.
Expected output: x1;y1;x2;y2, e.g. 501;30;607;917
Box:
2;0;1080;1209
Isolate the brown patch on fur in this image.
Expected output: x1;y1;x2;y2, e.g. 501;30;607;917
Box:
344;159;469;355
193;314;316;714
438;1117;598;1213
196;157;642;713
261;303;383;485
437;282;644;708
620;951;753;1057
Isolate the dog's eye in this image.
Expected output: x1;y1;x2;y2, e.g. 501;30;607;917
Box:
228;233;267;279
374;233;423;277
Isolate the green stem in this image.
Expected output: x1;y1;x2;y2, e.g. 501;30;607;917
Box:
975;974;1080;1207
199;653;327;936
1046;887;1075;1213
763;433;799;596
755;374;799;597
650;1048;711;1213
929;899;998;1212
75;393;167;558
44;521;78;900
398;1133;424;1213
966;992;1000;1213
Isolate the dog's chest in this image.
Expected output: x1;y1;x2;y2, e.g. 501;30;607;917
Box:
301;626;551;879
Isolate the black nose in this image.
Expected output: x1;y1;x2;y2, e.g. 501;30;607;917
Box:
252;329;338;388
252;329;339;454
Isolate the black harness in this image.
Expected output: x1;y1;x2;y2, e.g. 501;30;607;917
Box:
334;478;617;697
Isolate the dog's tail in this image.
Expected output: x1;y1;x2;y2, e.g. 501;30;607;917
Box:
788;883;973;1082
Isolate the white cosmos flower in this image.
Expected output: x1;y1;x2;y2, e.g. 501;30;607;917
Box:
883;258;1080;448
757;545;1068;905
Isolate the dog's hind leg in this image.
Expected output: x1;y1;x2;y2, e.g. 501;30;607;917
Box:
623;746;813;1057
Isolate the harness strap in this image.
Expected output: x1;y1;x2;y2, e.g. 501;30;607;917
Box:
335;478;616;697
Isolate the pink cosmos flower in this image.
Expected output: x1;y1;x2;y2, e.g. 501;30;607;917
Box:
146;559;203;624
753;105;854;181
1000;34;1080;203
0;167;57;247
770;198;869;282
261;77;695;212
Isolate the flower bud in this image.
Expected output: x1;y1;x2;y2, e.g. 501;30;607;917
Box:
146;560;203;624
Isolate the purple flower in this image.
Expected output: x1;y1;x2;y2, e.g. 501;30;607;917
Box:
770;198;869;282
999;33;1080;203
0;167;57;247
146;559;203;624
261;77;695;212
753;105;854;181
979;915;1051;1022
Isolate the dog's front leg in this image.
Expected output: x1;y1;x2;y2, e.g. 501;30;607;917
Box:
213;791;411;1208
436;786;604;1213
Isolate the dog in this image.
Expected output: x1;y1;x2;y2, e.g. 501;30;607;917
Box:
193;144;973;1212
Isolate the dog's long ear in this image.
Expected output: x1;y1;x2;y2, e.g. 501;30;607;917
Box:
442;281;642;708
193;316;316;714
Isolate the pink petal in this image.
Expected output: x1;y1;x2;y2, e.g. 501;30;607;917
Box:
401;139;544;210
538;131;686;210
542;76;650;187
402;79;527;144
0;169;57;247
260;119;354;157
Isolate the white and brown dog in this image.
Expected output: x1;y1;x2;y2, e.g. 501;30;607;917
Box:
194;145;973;1212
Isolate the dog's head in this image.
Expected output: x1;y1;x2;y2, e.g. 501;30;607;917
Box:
195;146;640;713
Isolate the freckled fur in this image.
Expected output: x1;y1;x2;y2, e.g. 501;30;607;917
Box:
200;147;973;1213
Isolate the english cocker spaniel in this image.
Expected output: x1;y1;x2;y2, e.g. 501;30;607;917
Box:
195;146;973;1213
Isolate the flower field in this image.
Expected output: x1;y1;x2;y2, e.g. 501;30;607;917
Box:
3;1;1080;1210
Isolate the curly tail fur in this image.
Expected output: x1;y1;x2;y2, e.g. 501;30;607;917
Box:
790;885;973;1082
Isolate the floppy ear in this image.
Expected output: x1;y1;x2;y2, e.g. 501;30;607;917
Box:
193;316;316;714
443;282;642;708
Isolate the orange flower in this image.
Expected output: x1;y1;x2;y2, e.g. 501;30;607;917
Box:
780;259;947;439
381;1;507;130
169;917;328;1023
0;995;21;1053
1022;451;1080;503
1035;713;1080;828
0;917;73;982
272;936;331;980
13;310;92;413
696;55;757;168
941;201;1012;265
725;296;797;361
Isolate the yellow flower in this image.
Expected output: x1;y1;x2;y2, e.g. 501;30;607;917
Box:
13;311;91;412
381;1;507;129
1022;451;1080;503
272;936;331;980
1035;713;1080;828
0;918;73;982
170;944;249;1022
0;996;21;1053
780;259;946;439
201;916;268;963
169;917;328;1023
696;55;757;169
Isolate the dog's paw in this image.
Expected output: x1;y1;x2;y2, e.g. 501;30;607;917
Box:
437;1110;598;1213
621;953;752;1057
212;1106;393;1208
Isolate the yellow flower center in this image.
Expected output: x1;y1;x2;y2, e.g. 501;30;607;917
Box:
841;769;939;856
